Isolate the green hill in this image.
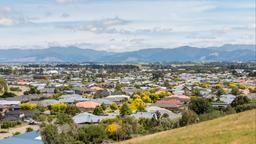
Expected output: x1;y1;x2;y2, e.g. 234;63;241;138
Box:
119;110;256;144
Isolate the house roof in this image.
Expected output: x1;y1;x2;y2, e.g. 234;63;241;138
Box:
0;100;20;105
220;94;236;104
131;112;155;119
58;94;88;103
164;95;190;102
146;106;181;120
76;101;100;109
0;131;42;144
92;99;113;105
73;112;100;124
105;95;130;102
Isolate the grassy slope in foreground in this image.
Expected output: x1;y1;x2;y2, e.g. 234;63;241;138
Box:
119;110;256;144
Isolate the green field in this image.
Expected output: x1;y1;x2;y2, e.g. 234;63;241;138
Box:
119;110;256;144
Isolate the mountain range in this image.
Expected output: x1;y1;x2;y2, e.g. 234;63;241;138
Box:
0;44;255;63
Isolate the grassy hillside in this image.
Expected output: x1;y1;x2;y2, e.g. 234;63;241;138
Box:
119;110;256;144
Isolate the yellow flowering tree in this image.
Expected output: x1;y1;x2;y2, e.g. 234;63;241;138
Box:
20;103;38;110
105;123;120;134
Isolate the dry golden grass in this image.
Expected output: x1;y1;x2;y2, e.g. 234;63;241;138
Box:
119;110;256;144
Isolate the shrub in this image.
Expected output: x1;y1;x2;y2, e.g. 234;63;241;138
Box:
235;103;256;112
78;125;107;144
10;87;21;91
48;102;67;113
231;96;250;107
56;113;72;125
1;120;21;129
179;110;198;127
41;124;61;144
65;105;81;116
93;105;104;116
199;110;225;122
120;103;132;116
20;103;38;110
189;98;213;114
105;123;120;134
110;102;118;110
26;127;34;132
13;132;21;136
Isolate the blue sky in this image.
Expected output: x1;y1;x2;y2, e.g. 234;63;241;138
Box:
0;0;255;51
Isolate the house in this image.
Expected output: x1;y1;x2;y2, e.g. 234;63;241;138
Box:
0;131;43;144
73;112;100;124
105;95;130;104
3;109;39;121
162;95;190;103
219;94;236;104
58;94;88;103
0;100;21;106
73;112;117;124
146;106;181;120
36;99;59;107
212;101;229;108
154;99;182;109
131;112;155;119
75;101;100;112
92;99;113;105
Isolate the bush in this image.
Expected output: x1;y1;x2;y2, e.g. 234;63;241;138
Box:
65;105;81;116
41;124;61;144
48;102;67;113
105;123;121;134
20;103;38;110
199;110;225;122
120;103;132;116
235;103;256;112
179;110;198;127
1;120;21;129
110;102;118;110
10;87;21;91
189;98;213;114
13;132;21;136
55;113;72;125
78;125;107;144
231;96;250;107
93;105;104;116
26;127;34;132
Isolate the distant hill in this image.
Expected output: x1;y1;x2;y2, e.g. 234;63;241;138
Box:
119;110;256;144
0;44;255;62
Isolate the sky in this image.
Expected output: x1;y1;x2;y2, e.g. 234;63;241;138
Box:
0;0;255;52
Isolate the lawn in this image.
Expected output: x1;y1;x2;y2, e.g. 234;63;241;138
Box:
119;110;256;144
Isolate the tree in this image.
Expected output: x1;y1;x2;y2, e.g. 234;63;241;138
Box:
189;98;213;114
120;103;132;116
110;102;118;110
56;113;72;125
231;96;250;107
78;125;107;144
216;88;225;97
24;86;40;95
93;105;104;116
105;123;120;134
179;110;198;126
41;124;61;144
65;105;80;116
49;102;67;113
20;103;38;110
192;88;202;96
231;87;240;95
0;77;8;96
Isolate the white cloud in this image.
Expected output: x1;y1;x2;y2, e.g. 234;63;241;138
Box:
0;6;12;14
0;17;14;26
56;0;74;4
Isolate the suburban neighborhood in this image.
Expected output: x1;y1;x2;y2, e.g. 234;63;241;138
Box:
0;63;255;143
